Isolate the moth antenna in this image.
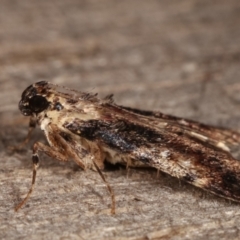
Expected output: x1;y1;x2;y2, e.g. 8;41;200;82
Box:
92;160;116;214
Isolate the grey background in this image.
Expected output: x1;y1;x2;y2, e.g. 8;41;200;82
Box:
1;0;240;239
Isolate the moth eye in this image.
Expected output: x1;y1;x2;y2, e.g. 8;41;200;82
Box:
29;95;49;113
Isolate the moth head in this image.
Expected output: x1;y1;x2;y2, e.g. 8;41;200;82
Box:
19;81;50;116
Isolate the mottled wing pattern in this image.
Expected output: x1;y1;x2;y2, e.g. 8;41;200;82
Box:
121;106;240;151
17;81;240;211
63;101;240;203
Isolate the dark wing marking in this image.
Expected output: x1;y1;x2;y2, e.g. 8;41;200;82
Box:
64;115;240;203
120;105;240;150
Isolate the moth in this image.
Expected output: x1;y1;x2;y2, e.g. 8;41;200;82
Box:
16;81;240;213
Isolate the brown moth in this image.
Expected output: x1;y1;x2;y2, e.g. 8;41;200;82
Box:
16;81;240;213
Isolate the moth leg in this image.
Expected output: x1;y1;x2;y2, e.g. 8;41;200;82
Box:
92;160;116;215
15;141;71;211
59;137;115;214
11;116;36;151
77;143;115;214
49;124;87;169
58;135;115;213
48;136;115;214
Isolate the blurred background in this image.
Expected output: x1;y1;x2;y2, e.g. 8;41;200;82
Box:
1;0;240;126
1;1;240;239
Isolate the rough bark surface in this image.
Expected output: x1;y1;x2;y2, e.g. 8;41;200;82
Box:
1;0;240;239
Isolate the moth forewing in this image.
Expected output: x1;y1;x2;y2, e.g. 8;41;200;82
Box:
121;105;240;151
16;81;240;213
